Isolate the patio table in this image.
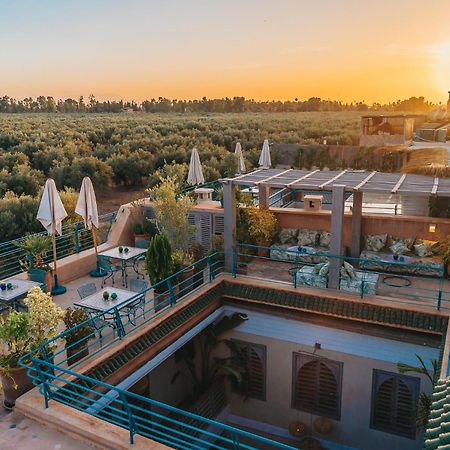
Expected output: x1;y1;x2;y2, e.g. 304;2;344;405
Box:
99;246;147;288
0;278;41;310
74;287;139;337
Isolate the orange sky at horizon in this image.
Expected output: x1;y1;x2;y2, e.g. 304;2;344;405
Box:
1;0;450;104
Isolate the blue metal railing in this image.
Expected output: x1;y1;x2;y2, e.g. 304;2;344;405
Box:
234;243;449;311
19;251;296;449
0;212;116;280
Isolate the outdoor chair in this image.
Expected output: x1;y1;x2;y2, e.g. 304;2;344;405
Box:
123;279;149;325
85;307;117;341
132;240;149;280
77;282;97;299
97;255;121;287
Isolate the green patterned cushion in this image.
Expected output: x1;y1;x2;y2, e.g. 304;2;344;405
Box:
341;261;357;279
297;228;318;247
278;228;298;244
389;241;410;255
365;234;387;252
318;262;330;276
319;231;331;248
414;243;433;257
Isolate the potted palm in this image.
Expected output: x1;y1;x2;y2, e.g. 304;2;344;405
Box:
15;234;53;291
0;287;63;409
436;236;450;278
63;308;95;366
145;234;174;311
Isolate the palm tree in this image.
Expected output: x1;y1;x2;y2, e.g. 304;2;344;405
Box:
397;354;438;428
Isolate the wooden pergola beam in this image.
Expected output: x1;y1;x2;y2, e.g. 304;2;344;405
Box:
319;170;347;188
391;173;407;194
286;169;319;187
354;171;377;191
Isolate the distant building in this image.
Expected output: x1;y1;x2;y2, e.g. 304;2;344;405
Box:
360;114;426;146
415;121;450;143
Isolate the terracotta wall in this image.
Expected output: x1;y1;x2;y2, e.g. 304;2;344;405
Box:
272;207;450;249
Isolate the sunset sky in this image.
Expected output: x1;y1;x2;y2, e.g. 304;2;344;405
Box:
1;0;450;104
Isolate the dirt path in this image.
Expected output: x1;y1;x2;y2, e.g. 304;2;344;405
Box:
96;186;147;215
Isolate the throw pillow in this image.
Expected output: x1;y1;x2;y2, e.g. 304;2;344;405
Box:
279;228;298;244
389;241;410;255
342;261;357;279
365;234;387;252
314;262;326;274
390;237;414;250
414;243;433;258
318;262;330;277
297;228;318;247
319;231;331;248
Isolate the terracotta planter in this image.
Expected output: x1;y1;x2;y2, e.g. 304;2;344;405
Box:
1;366;34;409
178;266;195;296
66;343;89;366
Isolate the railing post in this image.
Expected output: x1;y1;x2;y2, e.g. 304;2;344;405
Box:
114;307;126;338
360;271;366;299
74;223;80;253
208;256;215;281
167;279;176;306
232;246;238;278
32;361;50;409
231;430;240;449
437;289;442;311
119;392;136;445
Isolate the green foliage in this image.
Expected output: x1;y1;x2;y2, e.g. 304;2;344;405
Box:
171;313;248;398
63;307;94;346
15;233;52;271
148;176;196;253
397;354;438;429
0;311;31;371
145;234;174;290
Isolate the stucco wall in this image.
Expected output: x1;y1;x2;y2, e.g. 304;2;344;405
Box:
216;307;437;450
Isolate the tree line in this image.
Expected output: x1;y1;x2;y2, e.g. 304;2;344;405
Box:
0;95;440;114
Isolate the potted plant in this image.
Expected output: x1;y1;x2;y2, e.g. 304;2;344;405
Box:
63;308;95;366
15;234;53;291
132;222;147;246
0;287;63;409
173;249;195;295
191;243;206;289
246;206;278;258
145;233;174;311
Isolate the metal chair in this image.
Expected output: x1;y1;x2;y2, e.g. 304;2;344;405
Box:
123;279;148;325
132;240;149;280
77;282;97;299
97;255;121;287
85;307;116;340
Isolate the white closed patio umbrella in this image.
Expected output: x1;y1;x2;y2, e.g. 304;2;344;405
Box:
187;147;205;185
37;179;68;295
258;139;272;169
235;142;246;174
75;177;103;277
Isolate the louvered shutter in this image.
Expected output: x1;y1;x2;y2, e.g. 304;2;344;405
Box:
187;213;196;246
371;370;419;438
199;213;212;249
213;213;225;235
231;341;266;401
292;354;342;420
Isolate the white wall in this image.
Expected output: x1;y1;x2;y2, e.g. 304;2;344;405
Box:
219;306;439;450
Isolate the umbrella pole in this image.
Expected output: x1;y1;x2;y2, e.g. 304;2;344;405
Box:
51;233;66;296
90;225;105;278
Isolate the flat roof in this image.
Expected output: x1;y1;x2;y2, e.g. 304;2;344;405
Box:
225;169;450;197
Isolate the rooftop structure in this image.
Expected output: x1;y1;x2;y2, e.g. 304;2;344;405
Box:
1;170;450;450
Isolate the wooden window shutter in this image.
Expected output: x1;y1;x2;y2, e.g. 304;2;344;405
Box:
231;340;266;401
371;370;419;439
292;353;342;420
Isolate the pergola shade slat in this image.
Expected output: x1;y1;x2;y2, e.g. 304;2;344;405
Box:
225;169;450;197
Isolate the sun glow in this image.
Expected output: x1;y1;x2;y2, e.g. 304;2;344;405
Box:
432;40;450;95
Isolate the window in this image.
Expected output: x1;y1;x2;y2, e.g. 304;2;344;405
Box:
371;370;420;439
292;353;343;420
230;340;266;401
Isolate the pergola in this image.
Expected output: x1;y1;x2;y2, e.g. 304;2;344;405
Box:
221;169;450;289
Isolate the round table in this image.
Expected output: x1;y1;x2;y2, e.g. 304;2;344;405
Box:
382;275;412;288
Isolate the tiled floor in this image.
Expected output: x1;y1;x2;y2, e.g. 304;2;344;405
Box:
0;398;92;450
